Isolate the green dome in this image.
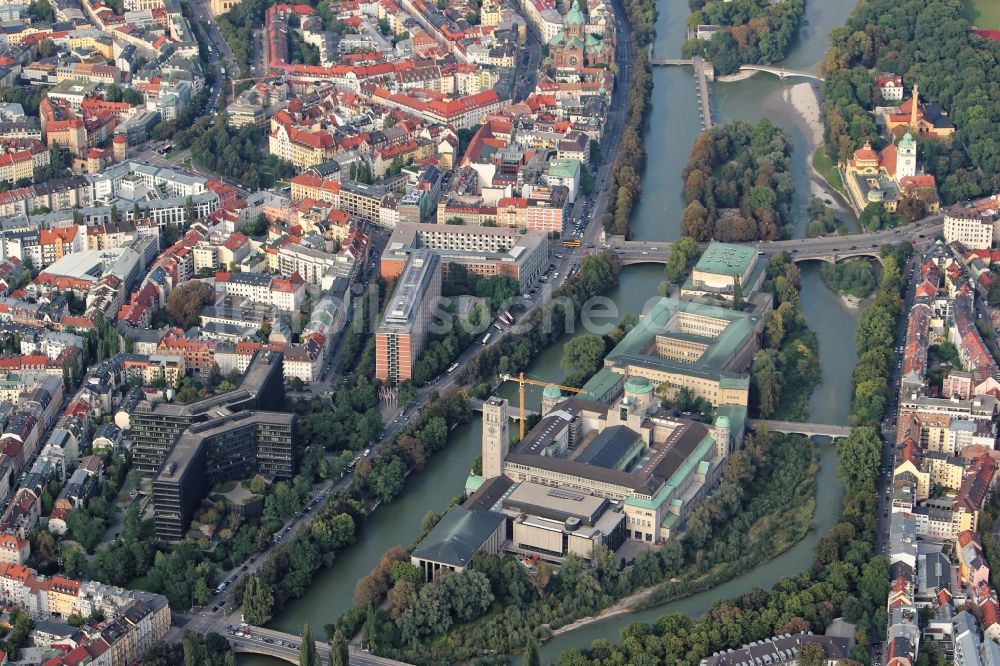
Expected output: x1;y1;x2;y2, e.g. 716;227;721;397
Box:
715;415;730;429
543;384;563;399
624;376;653;394
899;132;916;149
565;0;585;25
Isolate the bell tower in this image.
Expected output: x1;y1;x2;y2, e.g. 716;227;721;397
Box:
897;132;917;180
482;397;509;479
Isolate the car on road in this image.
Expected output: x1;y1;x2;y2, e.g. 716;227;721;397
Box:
212;605;220;612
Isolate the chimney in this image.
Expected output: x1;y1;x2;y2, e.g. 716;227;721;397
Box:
910;84;920;129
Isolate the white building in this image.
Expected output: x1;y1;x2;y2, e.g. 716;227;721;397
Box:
277;244;336;286
944;205;996;250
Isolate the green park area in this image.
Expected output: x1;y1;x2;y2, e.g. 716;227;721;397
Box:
965;0;1000;29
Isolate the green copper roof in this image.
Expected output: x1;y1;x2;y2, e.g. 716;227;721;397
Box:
715;404;748;434
580;367;624;402
719;376;750;390
411;506;505;568
548;158;582;179
607;297;758;382
465;474;484;493
625;435;715;510
543;384;563;399
694;242;757;277
565;0;585;25
625;376;653;394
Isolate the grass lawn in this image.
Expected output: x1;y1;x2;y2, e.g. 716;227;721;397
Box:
812;145;846;196
965;0;1000;29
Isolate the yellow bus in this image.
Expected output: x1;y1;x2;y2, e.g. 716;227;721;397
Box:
562;239;581;247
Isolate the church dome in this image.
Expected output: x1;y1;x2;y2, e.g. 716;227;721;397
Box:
565;0;585;25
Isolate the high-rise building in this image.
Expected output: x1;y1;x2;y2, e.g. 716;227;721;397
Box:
375;251;441;383
481;397;509;479
152;411;296;541
131;350;285;476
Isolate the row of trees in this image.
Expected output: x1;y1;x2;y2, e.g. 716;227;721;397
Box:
683;0;806;76
460;252;622;395
849;243;912;426
233;392;473;620
142;632;234;666
820;0;1000;205
681;120;794;242
602;55;652;238
600;0;656;239
750;254;821;420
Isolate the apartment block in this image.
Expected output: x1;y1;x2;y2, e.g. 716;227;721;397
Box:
375;251;441;383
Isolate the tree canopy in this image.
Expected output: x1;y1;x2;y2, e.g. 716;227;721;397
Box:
680;120;794;242
683;0;806;75
166;281;213;330
820;0;1000;204
561;334;607;386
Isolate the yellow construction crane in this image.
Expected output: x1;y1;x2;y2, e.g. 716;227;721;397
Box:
501;372;589;440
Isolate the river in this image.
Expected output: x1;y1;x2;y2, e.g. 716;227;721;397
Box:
238;0;861;663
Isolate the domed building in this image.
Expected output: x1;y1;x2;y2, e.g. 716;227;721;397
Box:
549;0;615;69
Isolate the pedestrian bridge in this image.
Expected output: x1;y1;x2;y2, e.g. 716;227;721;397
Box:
646;58;823;82
738;65;824;81
749;419;853;439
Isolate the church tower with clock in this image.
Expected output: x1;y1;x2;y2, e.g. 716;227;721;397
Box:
482;396;509;479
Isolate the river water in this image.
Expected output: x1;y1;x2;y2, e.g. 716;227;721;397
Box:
238;0;861;663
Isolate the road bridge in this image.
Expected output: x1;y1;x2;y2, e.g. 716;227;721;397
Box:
226;625;410;665
749;419;853;439
611;217;943;266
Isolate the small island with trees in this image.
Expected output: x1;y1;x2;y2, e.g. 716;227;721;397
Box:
681;120;795;242
682;0;806;76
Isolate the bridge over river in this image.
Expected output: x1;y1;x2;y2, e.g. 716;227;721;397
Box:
611;216;943;265
226;624;411;665
648;57;824;82
749;419;853;439
645;54;823;131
